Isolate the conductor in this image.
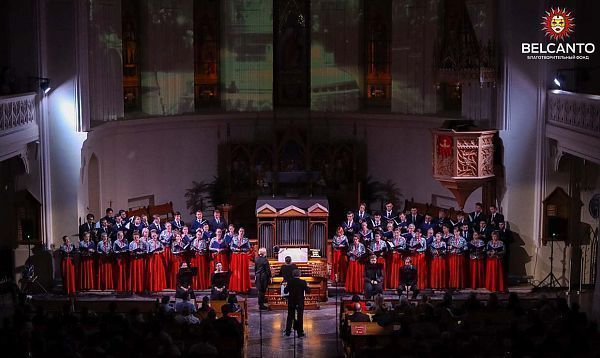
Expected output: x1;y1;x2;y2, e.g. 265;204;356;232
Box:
284;269;310;337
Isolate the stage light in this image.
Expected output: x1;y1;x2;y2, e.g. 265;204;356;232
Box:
553;75;563;88
32;77;51;94
40;78;51;94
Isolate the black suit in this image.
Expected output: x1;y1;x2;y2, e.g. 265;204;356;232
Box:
209;218;227;233
284;277;310;335
398;264;419;299
383;210;396;223
279;263;298;282
407;214;424;228
488;212;505;228
364;263;384;299
432;217;451;233
189;219;206;234
149;222;163;234
97;226;113;242
79;222;96;240
171;220;185;231
341;220;360;236
469;212;487;230
255;256;271;307
355;211;370;224
347;312;371;322
111;223;126;239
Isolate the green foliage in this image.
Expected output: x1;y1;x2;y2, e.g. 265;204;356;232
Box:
361;176;402;209
184;177;230;214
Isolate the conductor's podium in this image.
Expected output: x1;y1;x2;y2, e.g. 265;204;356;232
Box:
266;259;328;310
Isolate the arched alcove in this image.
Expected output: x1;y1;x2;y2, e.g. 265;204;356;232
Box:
88;154;101;217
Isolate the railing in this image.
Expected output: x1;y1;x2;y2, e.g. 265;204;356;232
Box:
547;90;600;137
581;225;598;286
0;92;37;132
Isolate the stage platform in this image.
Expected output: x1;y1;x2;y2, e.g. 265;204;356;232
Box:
24;283;549;313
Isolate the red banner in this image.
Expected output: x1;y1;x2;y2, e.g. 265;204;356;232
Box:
437;135;453;157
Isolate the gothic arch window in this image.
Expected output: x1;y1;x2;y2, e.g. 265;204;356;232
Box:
194;0;220;109
365;0;392;108
122;0;141;112
274;0;310;107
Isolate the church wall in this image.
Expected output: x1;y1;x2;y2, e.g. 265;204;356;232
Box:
496;0;548;281
82;113;483;226
43;0;88;246
82;115;228;224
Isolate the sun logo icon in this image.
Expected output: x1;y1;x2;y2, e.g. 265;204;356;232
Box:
541;7;575;41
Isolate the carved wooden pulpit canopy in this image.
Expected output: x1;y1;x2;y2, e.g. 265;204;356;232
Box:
431;129;497;209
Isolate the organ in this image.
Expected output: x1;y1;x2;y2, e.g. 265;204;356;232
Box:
256;196;329;309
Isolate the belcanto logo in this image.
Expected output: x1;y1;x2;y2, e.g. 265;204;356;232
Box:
522;7;595;60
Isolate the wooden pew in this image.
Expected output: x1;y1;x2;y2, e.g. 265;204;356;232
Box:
127;206;148;219
349;321;394;335
148;201;174;222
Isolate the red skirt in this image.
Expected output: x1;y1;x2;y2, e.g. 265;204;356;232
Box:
161;246;172;286
412;252;428;289
212;252;229;271
78;256;95;290
129;256;146;293
387;252;403;289
345;260;364;294
169;254;184;289
114;256;129;292
448;254;466;289
97;256;114;290
469;258;485;289
61;257;76;295
192;254;210;290
147;253;167;292
485;257;505;292
230;252;251;292
330;249;348;283
430;257;447;289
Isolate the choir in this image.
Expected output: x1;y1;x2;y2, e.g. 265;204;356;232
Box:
61;202;508;297
61;209;251;295
333;203;509;294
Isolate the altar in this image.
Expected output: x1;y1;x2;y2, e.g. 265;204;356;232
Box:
256;196;330;309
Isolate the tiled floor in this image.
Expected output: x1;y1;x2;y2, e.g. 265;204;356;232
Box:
246;297;344;358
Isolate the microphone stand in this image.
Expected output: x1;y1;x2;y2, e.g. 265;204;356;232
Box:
259;293;263;358
335;273;339;355
293;313;297;358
